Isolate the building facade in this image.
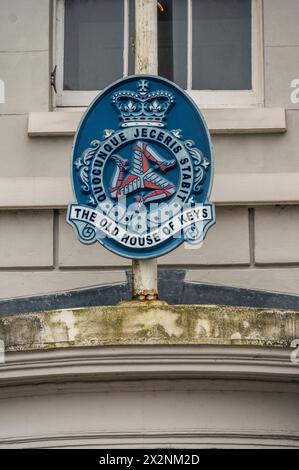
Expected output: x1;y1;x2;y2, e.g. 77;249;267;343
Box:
0;0;299;300
0;0;298;449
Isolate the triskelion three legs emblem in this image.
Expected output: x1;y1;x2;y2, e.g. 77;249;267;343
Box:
110;140;176;206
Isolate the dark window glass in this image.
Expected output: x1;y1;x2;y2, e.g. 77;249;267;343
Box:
192;0;252;90
64;0;124;90
158;0;188;89
63;0;252;92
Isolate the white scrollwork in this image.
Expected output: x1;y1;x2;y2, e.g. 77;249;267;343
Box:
81;224;96;241
75;139;101;193
184;140;210;193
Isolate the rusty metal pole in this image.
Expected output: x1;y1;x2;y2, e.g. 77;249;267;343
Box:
132;0;158;301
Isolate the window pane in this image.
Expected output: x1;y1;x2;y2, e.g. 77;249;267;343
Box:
192;0;252;90
64;0;124;90
158;0;188;89
128;0;135;76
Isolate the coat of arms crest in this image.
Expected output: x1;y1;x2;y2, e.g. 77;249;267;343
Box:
67;75;215;259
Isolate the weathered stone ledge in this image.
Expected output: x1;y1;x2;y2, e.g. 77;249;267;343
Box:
0;303;298;352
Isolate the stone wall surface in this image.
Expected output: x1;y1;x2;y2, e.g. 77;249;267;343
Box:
0;0;299;451
0;304;298;449
0;303;298;350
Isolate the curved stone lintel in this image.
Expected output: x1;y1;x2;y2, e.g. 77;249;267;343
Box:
0;303;298;449
0;345;298;390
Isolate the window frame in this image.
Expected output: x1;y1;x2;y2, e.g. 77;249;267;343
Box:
54;0;131;107
54;0;264;109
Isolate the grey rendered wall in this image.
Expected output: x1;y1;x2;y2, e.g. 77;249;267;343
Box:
0;344;298;448
0;0;299;299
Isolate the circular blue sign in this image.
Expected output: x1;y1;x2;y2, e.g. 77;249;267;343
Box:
67;75;215;259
